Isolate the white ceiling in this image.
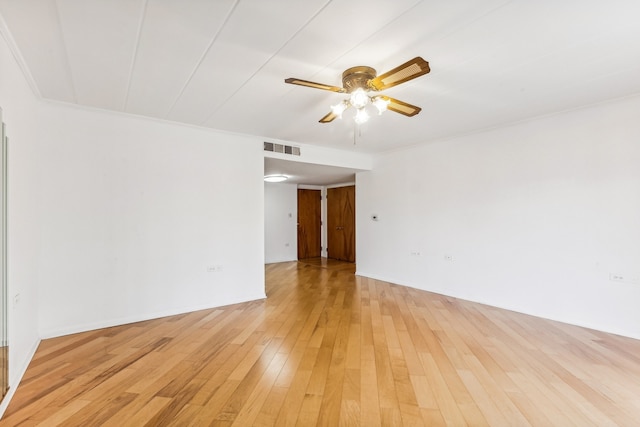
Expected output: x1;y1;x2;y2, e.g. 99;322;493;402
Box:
264;157;360;186
2;0;640;157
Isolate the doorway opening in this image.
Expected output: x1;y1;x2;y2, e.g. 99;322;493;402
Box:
264;156;364;267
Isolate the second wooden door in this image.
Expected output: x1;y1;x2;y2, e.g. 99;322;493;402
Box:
327;185;355;262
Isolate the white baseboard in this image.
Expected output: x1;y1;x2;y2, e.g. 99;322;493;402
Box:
39;292;267;339
0;337;40;419
355;271;640;341
265;258;297;264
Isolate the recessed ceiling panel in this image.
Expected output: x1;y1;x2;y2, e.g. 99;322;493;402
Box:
0;0;76;101
56;0;143;110
167;0;328;125
124;0;237;118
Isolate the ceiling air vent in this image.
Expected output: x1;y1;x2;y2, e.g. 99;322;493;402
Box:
264;142;300;156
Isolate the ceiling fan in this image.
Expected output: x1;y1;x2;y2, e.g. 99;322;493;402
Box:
285;56;430;124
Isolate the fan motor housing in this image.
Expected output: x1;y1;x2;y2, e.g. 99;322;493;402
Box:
342;66;377;93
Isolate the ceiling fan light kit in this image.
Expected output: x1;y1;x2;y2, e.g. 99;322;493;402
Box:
285;57;430;124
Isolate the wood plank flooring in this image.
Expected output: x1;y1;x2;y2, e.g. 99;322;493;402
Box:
3;259;640;426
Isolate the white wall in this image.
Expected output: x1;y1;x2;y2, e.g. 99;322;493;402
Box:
357;95;640;339
0;12;362;409
36;103;266;337
264;182;297;263
2;16;267;414
0;26;42;414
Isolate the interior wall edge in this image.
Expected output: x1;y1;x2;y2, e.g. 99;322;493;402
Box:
0;337;40;418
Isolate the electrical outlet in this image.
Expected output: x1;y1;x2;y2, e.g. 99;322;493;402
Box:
609;273;639;284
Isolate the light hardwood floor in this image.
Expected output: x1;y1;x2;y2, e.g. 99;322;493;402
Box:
2;259;640;426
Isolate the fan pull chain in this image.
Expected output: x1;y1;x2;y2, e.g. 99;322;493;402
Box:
353;122;362;145
353;123;357;145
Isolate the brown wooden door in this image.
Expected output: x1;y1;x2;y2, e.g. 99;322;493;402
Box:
327;185;355;262
297;189;321;259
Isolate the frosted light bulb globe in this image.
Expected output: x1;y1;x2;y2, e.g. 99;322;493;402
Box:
373;97;390;114
354;108;369;124
331;101;348;117
349;88;369;109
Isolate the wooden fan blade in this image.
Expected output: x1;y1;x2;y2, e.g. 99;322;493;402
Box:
319;111;339;123
285;78;345;93
369;57;430;91
380;96;422;117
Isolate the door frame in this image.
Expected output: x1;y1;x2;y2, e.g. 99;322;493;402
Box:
297;188;321;259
